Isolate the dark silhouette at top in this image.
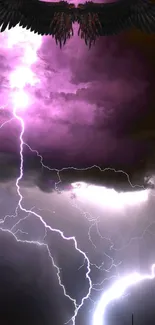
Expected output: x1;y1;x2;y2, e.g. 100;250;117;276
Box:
0;0;155;47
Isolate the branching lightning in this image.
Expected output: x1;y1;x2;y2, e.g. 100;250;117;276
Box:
0;25;155;325
2;77;93;325
0;25;94;325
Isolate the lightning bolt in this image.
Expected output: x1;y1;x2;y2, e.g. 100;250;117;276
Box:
93;264;155;325
1;25;155;325
0;26;93;325
11;108;92;322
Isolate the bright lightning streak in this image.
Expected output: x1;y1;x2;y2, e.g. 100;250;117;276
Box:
0;117;15;129
93;264;155;325
13;105;92;322
1;25;155;325
12;103;93;325
1;26;93;325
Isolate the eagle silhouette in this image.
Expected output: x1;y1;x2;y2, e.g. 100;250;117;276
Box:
0;0;155;47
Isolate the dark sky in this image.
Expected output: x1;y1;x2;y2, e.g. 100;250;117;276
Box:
1;1;155;324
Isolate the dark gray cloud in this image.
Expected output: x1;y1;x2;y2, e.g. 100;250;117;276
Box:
0;9;155;325
0;151;151;193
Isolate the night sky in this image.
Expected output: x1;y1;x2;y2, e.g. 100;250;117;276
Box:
1;0;155;324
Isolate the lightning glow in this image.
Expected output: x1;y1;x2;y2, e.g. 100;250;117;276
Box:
4;26;93;325
0;24;155;325
71;182;149;210
93;264;155;325
11;90;30;109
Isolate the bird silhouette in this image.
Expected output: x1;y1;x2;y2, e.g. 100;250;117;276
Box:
0;0;155;47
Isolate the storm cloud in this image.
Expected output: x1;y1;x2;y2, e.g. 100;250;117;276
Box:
0;2;155;325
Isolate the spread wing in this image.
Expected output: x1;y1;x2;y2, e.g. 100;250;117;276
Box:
0;0;76;46
77;0;155;47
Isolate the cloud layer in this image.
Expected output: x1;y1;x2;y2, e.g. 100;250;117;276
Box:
0;21;155;189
